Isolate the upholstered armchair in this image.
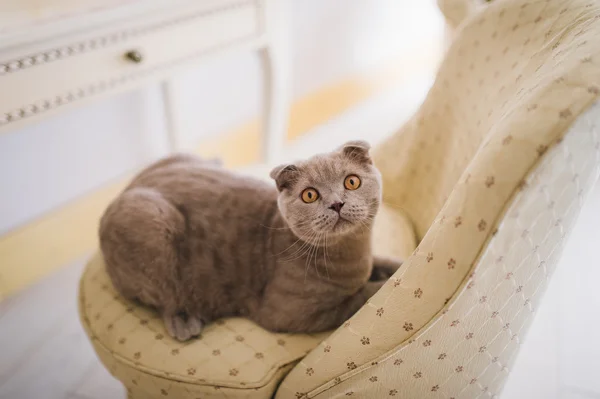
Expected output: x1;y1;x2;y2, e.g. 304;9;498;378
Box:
79;0;600;397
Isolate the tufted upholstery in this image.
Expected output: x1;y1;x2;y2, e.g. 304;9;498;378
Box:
79;0;600;398
436;0;480;28
79;253;326;398
78;206;416;399
279;101;600;399
276;0;600;397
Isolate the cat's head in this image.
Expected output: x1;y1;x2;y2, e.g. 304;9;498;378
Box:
270;140;381;241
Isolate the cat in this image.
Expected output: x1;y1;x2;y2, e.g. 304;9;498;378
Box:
99;140;402;341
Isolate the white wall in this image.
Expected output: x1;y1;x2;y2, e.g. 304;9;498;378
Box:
0;86;169;235
0;0;443;234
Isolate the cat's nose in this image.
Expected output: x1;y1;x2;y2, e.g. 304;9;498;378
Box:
329;202;345;213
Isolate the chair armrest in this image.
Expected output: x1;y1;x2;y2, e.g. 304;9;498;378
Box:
277;0;600;397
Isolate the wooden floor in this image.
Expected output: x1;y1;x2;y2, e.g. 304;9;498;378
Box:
1;81;599;399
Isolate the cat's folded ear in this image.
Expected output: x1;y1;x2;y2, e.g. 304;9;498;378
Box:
270;164;300;191
339;140;372;165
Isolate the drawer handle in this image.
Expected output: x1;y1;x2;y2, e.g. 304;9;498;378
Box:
124;50;143;63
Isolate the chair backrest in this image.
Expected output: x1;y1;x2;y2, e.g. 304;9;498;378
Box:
276;0;600;397
282;100;600;399
437;0;480;28
376;0;600;239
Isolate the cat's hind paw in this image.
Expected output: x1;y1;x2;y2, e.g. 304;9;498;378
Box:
163;312;204;341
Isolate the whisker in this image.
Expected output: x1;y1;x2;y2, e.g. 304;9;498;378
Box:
280;228;317;261
272;235;304;257
260;219;313;231
311;234;322;280
283;233;317;262
357;218;373;233
283;232;317;262
278;237;313;260
304;231;323;283
323;233;331;280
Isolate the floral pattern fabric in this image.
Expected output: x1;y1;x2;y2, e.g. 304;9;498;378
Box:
78;0;600;398
78;209;416;398
277;0;600;397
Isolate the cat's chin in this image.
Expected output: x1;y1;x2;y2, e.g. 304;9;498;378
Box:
324;217;367;238
331;217;352;233
290;216;367;242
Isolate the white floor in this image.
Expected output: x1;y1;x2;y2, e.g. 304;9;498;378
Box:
1;79;599;399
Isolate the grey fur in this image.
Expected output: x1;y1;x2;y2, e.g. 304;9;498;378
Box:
99;142;402;341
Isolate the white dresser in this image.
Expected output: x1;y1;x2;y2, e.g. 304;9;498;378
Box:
0;0;290;162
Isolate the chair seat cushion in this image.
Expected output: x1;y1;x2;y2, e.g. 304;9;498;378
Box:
372;203;417;261
79;253;327;398
78;170;417;399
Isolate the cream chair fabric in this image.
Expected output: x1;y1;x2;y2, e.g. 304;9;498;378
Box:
79;0;600;397
78;209;416;399
437;0;480;29
79;253;324;399
279;101;600;399
277;0;600;397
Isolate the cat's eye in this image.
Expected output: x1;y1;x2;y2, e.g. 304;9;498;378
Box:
301;188;319;203
344;175;361;190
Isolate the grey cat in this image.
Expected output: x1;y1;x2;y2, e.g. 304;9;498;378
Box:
99;140;402;341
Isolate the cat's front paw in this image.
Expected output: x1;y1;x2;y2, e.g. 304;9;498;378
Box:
370;256;403;281
163;312;204;341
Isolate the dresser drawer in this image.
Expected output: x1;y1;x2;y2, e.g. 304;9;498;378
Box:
0;0;260;127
